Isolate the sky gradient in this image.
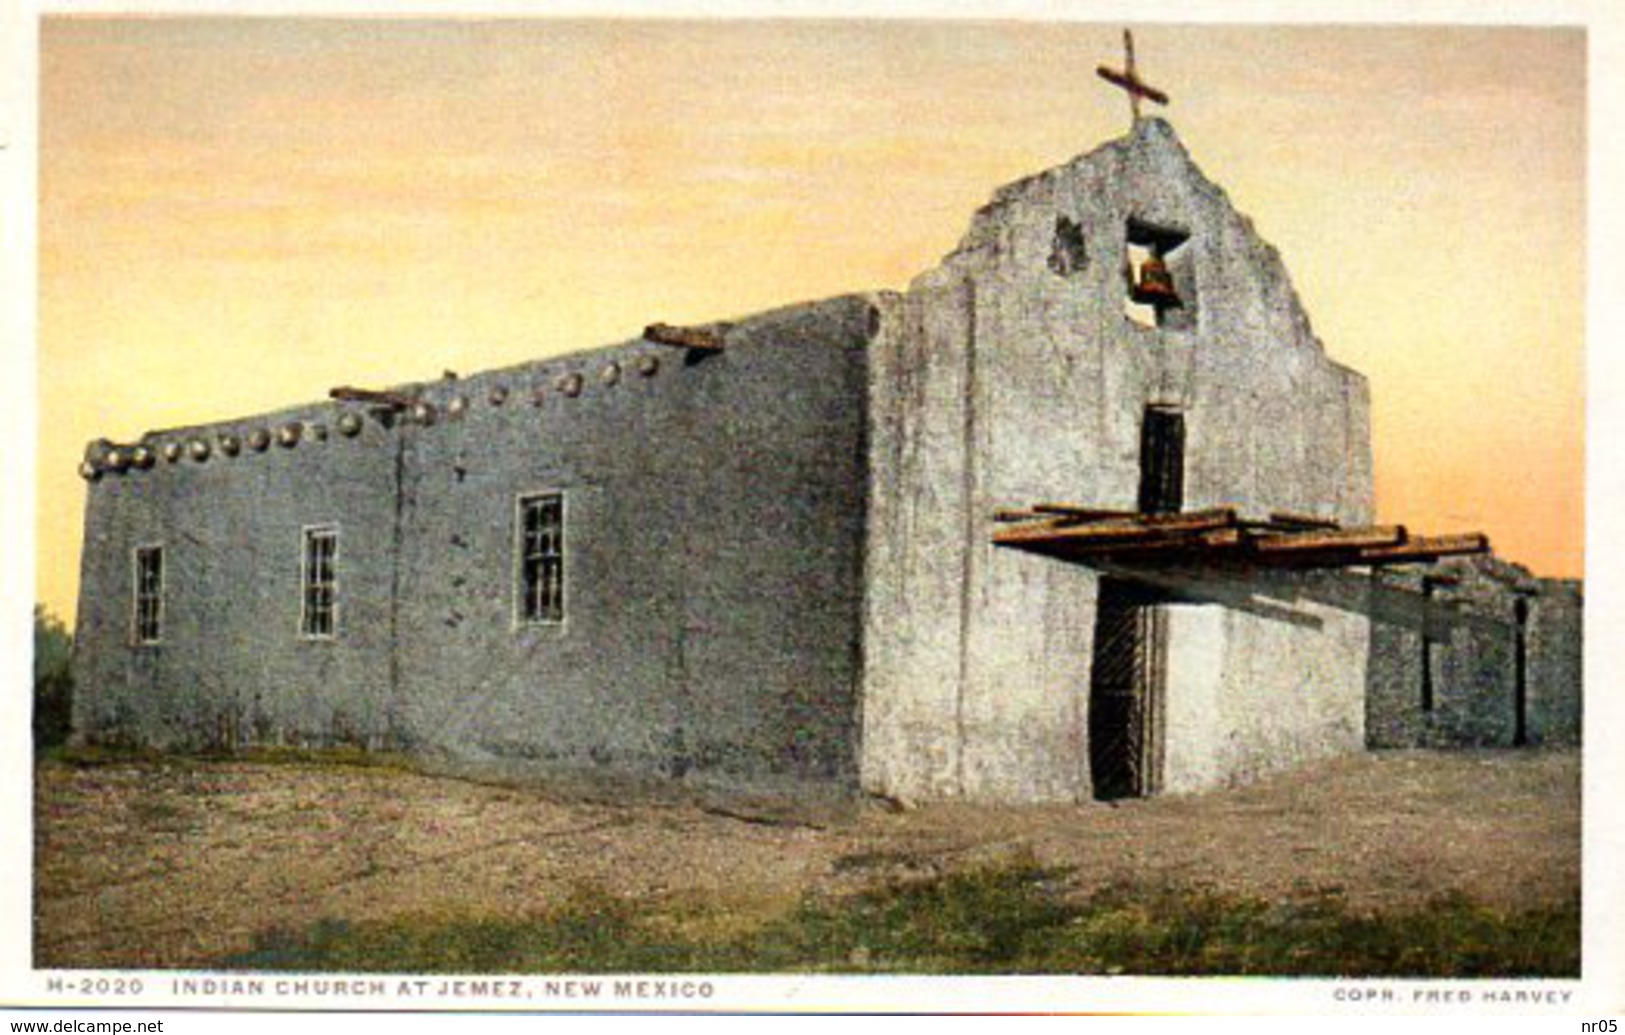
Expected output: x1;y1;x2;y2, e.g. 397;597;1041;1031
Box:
37;18;1586;620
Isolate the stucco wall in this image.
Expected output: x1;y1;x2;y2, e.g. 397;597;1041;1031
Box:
1151;568;1368;794
72;296;876;794
391;297;875;791
72;403;402;751
862;118;1373;803
1528;578;1583;746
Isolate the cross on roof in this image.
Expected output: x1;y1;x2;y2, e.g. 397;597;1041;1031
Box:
1096;29;1170;124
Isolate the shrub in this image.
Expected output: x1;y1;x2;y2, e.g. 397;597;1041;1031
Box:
33;605;74;751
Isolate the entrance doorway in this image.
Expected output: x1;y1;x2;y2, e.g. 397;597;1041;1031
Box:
1089;579;1166;800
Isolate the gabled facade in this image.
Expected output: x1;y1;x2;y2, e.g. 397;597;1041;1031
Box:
862;118;1374;802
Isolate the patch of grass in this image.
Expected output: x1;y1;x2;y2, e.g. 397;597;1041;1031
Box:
222;858;1580;977
1020;884;1580;978
830;848;936;874
129;797;193;832
232;890;702;974
41;744;168;768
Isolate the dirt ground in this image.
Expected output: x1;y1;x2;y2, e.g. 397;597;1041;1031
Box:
33;749;1580;969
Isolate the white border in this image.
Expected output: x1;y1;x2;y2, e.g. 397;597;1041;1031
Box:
5;1;1621;1019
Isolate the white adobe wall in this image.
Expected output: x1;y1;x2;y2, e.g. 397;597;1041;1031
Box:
862;118;1372;803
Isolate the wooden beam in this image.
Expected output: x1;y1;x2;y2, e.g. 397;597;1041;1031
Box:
995;504;1235;529
992;508;1079;525
1354;534;1490;566
1241;533;1486;569
1267;510;1341;531
1249;525;1406;555
644;322;726;353
329;386;416;409
1067;527;1246;558
988;496;1488;572
1146;506;1239;528
993;508;1237;547
1095;66;1171;106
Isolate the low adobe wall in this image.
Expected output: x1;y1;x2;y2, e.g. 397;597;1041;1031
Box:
1366;555;1582;749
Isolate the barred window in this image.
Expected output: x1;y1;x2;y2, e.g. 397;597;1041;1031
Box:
517;492;565;625
301;526;339;639
132;546;163;644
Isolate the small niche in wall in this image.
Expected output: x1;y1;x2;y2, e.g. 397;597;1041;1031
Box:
1123;217;1196;331
1048;216;1088;277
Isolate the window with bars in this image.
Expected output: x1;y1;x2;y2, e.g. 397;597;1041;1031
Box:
301;526;339;639
517;492;565;625
132;546;163;645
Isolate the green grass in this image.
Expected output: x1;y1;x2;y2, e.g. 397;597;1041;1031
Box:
41;744;169;768
224;858;1579;977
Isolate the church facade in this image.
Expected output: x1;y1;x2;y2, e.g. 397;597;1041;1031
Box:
862;118;1376;801
69;117;1582;802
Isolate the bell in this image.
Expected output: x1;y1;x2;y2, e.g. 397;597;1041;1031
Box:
1131;254;1180;307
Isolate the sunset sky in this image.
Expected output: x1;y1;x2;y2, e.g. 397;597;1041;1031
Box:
35;18;1586;621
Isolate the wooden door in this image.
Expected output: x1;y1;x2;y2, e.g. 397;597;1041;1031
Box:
1089;579;1166;800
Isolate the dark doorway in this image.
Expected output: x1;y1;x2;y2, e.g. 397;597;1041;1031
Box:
1514;596;1531;747
1138;407;1185;515
1088;579;1166;800
1420;580;1438;715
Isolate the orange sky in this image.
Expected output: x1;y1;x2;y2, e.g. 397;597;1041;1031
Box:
36;18;1586;620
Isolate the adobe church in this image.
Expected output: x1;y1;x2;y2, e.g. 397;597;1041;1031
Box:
69;42;1583;802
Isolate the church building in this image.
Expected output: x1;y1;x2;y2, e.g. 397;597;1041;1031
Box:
69;43;1579;803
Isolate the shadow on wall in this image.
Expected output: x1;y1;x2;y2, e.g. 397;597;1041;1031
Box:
1085;557;1501;635
1088;555;1582;752
1364;558;1582;750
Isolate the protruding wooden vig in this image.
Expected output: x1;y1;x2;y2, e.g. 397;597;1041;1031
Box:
643;322;727;354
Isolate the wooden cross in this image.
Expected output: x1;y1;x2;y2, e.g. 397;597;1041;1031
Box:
1096;29;1169;123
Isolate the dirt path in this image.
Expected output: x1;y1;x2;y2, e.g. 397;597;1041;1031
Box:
33;749;1580;969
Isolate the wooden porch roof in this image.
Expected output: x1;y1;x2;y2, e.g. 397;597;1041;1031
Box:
991;505;1489;569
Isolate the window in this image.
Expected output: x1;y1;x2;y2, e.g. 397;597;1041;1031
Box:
301;526;339;639
1137;406;1185;515
132;546;163;644
517;492;566;625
